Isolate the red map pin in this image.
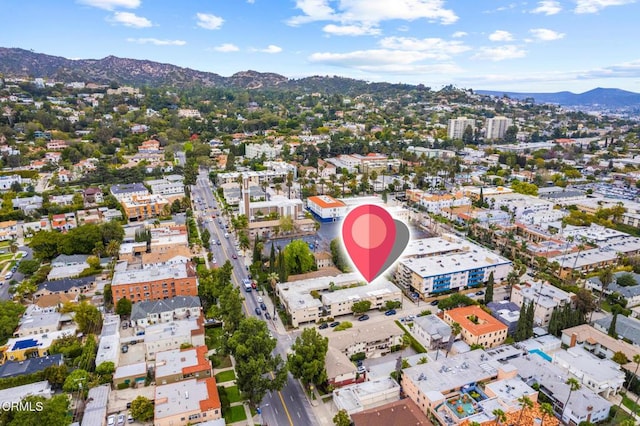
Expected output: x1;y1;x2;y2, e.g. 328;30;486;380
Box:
342;204;397;283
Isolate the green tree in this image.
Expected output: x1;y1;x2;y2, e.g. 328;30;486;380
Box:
598;267;614;310
384;300;402;310
95;361;115;383
484;271;494;304
540;402;554;426
608;314;618;338
62;369;90;392
2;395;70;426
201;228;211;247
0;301;25;345
68;302;103;334
115;297;132;317
209;285;244;335
226;318;287;405
351;300;372;315
288;328;329;385
616;273;636;287
492;408;506;425
42;364;68;389
516;395;533;426
612;351;629;365
333;409;351;426
330;238;350;272
103;284;113;307
17;259;40;276
562;378;581;420
283;240;315;275
279;216;295;235
130;395;154;422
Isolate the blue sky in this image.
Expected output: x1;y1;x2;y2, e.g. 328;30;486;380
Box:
3;0;640;93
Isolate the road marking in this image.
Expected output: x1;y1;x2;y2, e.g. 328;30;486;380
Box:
290;395;293;401
270;372;293;426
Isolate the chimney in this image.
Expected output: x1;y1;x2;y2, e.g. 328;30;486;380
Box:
570;333;577;348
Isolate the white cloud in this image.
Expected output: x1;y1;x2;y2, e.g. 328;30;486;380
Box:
77;0;140;10
574;0;636;13
529;28;566;41
259;45;283;53
126;38;186;46
531;0;562;14
378;37;470;59
212;43;240;52
489;30;514;42
323;24;381;36
452;31;468;38
109;11;152;28
308;49;462;74
472;45;526;61
288;0;458;28
196;13;224;30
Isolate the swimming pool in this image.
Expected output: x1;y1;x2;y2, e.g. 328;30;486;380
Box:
529;348;552;362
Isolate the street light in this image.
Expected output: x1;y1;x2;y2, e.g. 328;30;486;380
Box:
257;403;269;426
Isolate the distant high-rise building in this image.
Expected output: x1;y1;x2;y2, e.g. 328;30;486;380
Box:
447;117;475;140
485;116;513;140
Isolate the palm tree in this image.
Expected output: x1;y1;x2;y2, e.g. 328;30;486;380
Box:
447;322;462;357
492;408;506;426
516;395;533;425
562;378;581;421
267;272;279;291
539;402;554;426
617;354;640;422
9;239;18;254
597;267;614;311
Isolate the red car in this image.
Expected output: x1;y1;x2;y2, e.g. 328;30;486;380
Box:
251;281;257;289
232;253;237;259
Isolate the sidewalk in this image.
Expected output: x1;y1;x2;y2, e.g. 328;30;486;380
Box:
608;391;640;423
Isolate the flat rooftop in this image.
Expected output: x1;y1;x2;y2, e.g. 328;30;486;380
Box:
155;346;208;378
401;236;467;259
321;321;404;353
6;327;77;352
155;378;218;419
144;318;202;344
0;381;51;404
553;346;625;383
400;246;511;278
333;377;400;413
112;262;191;286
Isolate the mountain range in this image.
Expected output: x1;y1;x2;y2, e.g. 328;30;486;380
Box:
476;88;640;109
1;47;639;109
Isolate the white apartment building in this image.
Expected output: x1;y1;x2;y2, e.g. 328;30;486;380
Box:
397;245;512;298
553;347;625;398
244;143;281;160
485;116;513;140
276;273;402;327
447;117;475;140
147;175;185;200
510;281;574;327
306;195;348;222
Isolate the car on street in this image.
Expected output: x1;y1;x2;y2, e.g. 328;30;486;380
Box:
224;233;229;238
329;321;340;328
121;345;128;353
475;291;485;296
232;253;237;259
260;302;267;311
265;312;271;320
357;315;369;321
357;365;366;374
255;307;262;315
318;323;328;329
430;300;439;306
216;240;221;245
384;309;397;316
107;415;116;426
257;296;263;303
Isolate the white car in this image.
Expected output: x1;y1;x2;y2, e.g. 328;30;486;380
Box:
107;415;116;426
117;413;126;425
257;296;263;303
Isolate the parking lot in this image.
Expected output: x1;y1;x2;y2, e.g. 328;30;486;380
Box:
107;385;156;417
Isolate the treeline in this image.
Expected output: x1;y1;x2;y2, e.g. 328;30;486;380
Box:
29;222;124;260
548;304;586;337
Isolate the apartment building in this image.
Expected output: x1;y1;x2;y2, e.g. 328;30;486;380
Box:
144;317;205;360
131;296;202;327
110;183;149;201
111;262;198;304
154;377;221;426
443;306;508;348
447;117;475;140
410;314;452;350
321;321;403;359
120;194;170;222
306;195;348;222
276;273;402;327
485;116;513;140
147;175;185;201
244;142;281;159
397;246;511;298
155;346;212;384
510;281;575;327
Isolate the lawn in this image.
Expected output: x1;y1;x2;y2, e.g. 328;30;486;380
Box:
216;370;236;383
223;405;247;423
225;385;242;403
205;326;224;351
621;394;640;415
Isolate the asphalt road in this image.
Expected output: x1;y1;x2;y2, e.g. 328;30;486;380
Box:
0;246;33;301
192;169;317;426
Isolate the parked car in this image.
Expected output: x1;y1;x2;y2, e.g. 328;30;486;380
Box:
265;312;271;320
126;402;132;409
357;315;369;321
384;309;397;316
475;291;485;296
260;302;267;311
107;415;116;426
117;414;126;425
430;300;439;306
232;253;237;259
255;307;262;315
128;414;134;424
357;365;366;374
319;323;329;330
257;296;263;303
329;321;340;328
121;345;129;353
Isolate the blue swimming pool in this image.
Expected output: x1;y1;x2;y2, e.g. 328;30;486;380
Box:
529;348;552;362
